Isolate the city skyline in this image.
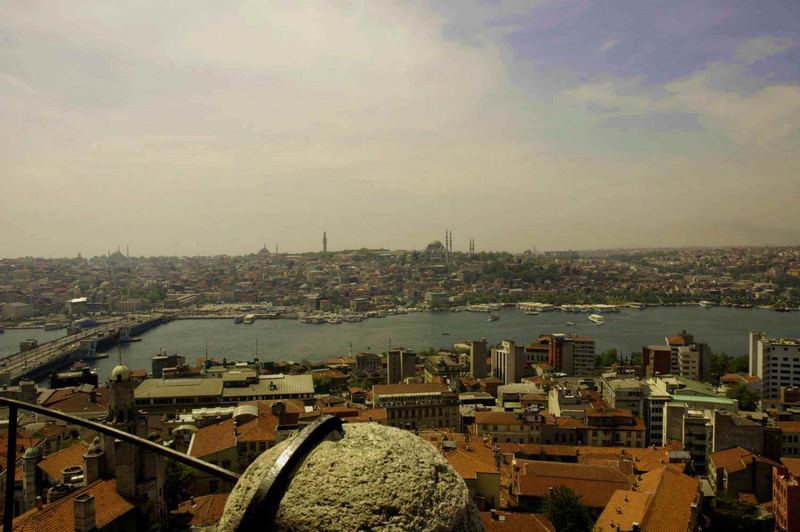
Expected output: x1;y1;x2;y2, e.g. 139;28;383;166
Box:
2;1;799;257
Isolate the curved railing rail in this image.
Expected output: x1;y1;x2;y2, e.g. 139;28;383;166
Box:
0;396;239;530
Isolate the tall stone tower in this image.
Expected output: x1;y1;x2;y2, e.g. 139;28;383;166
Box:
323;231;327;253
105;364;166;530
22;446;42;512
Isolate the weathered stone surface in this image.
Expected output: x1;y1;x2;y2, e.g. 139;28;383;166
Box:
217;423;484;531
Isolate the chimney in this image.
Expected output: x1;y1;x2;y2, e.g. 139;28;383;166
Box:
35;496;43;511
89;390;97;403
271;401;286;424
74;494;96;532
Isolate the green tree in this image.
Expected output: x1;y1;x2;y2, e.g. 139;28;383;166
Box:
726;383;759;411
594;348;619;368
313;376;333;394
541;486;593;532
164;458;195;510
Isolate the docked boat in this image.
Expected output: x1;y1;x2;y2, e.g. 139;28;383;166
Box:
234;315;244;324
699;301;715;309
588;314;605;324
43;322;65;331
243;314;256;324
487;313;500;322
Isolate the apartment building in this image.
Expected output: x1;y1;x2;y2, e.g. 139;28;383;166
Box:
750;332;800;400
372;383;459;430
584;408;646;448
468;339;488;379
491;340;526;385
473;409;544;444
386;348;417;384
539;334;596;376
774;458;800;532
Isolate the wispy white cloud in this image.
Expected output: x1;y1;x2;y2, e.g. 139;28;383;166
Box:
734;36;793;64
599;36;618;53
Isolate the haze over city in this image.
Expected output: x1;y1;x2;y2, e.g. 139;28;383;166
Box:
2;1;799;257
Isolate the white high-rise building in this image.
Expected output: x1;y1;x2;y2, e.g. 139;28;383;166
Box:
491;340;526;385
750;332;800;400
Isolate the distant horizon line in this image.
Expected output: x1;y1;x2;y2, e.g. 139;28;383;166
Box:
1;242;798;261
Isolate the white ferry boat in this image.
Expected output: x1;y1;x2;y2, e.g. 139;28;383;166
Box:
588;314;605;324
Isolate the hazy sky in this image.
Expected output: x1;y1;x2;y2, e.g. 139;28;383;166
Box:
1;1;799;257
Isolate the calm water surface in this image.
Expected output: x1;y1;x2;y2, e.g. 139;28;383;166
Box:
79;306;800;377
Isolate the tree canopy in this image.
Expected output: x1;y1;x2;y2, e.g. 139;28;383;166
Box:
541;486;594;532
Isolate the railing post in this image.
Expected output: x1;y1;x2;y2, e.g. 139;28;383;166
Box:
4;403;17;531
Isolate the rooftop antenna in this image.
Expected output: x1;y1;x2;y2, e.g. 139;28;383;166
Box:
205;337;208;358
256;338;259;357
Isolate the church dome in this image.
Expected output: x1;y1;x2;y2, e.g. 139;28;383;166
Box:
110;364;131;382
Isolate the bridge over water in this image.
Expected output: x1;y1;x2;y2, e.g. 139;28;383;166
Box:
0;314;165;383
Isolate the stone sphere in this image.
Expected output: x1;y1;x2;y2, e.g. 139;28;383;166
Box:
217;423;483;532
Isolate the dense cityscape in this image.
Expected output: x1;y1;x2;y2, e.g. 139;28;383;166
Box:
3;240;800;328
0;243;798;530
3;1;799;530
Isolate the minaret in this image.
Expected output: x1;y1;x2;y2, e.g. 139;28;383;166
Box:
323;232;328;253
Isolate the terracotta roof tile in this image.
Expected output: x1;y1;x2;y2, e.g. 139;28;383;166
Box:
514;460;632;508
9;479;134;532
481;511;555;531
176;493;230;527
37;442;88;480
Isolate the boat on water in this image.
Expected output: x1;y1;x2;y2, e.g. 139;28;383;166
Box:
442;332;451;336
588;314;605;325
487;313;500;322
234;315;244;324
120;336;143;343
566;321;575;326
525;311;539;316
43;322;65;331
699;301;715;309
84;352;110;360
243;314;257;324
0;326;4;334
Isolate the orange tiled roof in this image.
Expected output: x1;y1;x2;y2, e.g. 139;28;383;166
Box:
640;468;701;532
347;408;388;423
372;383;450;396
189;401;287;458
777;420;800;434
475;411;527;426
10;479;134;532
781;457;800;477
514;460;632;508
595;466;700;532
40;386;108;415
176;493;230;527
481;511;555;531
37;442;88;480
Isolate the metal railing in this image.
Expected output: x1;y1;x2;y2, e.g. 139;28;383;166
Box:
0;396;239;531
